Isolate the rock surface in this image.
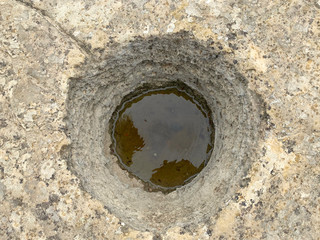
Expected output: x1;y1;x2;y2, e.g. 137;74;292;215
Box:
0;0;319;239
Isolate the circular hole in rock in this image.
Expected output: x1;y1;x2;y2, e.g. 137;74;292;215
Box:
109;82;215;192
65;32;267;232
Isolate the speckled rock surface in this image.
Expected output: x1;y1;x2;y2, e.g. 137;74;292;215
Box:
0;0;319;239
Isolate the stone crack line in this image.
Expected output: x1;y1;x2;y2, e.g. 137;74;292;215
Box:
14;0;96;60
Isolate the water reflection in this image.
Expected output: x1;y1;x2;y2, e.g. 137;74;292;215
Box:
112;87;214;190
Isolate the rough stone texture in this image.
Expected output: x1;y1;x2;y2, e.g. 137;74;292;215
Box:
0;0;319;239
65;32;266;232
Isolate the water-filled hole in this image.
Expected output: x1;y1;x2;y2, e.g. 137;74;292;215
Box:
110;82;214;192
65;32;266;232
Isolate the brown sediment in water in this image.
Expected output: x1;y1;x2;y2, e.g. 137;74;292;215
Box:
114;115;145;167
150;159;205;188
